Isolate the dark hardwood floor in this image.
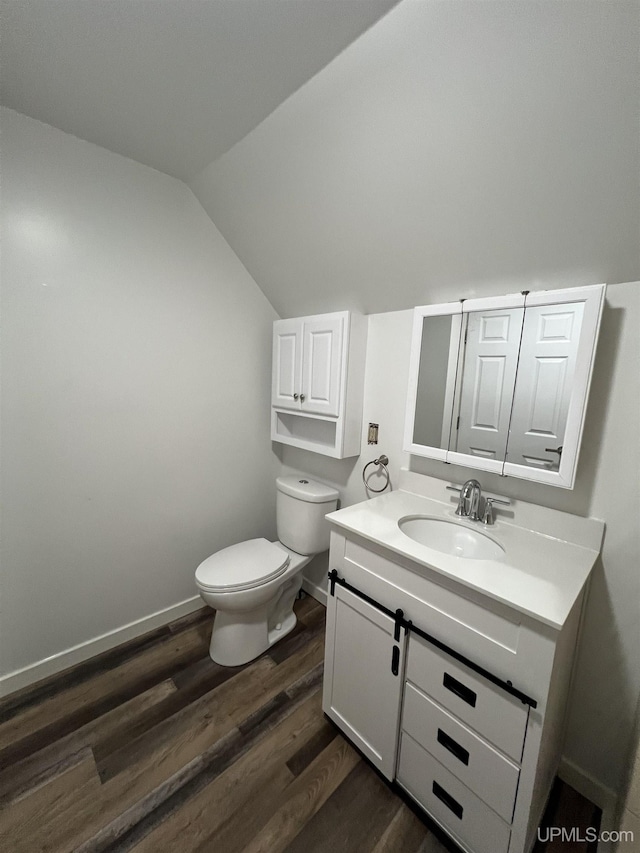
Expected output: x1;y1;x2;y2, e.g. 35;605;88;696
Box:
0;596;600;853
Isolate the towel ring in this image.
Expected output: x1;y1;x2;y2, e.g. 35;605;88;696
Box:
362;455;390;493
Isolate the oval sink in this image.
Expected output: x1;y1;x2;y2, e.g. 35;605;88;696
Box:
398;515;505;561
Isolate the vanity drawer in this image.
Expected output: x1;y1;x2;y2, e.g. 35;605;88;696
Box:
397;732;511;853
406;633;528;762
402;681;519;822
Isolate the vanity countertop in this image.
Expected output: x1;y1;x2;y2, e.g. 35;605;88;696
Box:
326;487;604;630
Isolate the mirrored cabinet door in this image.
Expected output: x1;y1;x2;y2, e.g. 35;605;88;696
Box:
411;312;462;452
405;303;463;461
505;302;584;471
448;303;524;473
502;286;605;487
404;284;605;488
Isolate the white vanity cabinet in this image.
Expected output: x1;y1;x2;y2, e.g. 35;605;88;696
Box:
322;528;591;853
271;311;367;458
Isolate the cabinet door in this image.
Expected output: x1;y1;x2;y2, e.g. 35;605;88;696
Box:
301;314;344;416
322;583;406;779
272;319;302;410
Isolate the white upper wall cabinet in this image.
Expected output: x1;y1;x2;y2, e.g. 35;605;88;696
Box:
273;314;343;416
404;284;605;488
272;311;367;458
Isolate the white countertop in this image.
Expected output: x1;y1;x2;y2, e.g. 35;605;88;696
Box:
326;488;603;629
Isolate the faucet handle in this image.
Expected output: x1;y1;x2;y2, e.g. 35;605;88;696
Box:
482;498;496;525
482;496;510;525
446;485;467;517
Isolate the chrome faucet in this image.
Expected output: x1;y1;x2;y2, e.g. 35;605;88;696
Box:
447;479;511;523
455;479;482;521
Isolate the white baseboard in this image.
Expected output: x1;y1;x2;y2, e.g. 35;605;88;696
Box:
301;576;327;607
0;595;204;698
558;755;619;815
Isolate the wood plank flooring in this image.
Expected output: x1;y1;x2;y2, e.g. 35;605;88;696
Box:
0;596;600;853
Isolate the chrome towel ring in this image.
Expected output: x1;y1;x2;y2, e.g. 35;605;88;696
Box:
362;455;390;493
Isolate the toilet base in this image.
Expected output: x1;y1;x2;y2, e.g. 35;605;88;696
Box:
267;610;297;647
208;571;303;666
209;607;298;666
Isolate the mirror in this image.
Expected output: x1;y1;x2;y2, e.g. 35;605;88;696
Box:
404;285;605;488
450;305;524;464
412;312;462;450
505;300;586;473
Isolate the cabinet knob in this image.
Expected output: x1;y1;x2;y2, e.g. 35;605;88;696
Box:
300;394;305;402
293;393;299;400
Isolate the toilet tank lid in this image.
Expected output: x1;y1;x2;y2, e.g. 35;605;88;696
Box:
276;475;339;503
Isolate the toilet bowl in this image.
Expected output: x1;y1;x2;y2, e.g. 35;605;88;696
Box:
195;475;339;666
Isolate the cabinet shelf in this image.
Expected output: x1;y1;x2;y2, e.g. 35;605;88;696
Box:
272;411;337;453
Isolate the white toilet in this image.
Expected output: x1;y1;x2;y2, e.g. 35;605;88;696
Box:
195;475;339;666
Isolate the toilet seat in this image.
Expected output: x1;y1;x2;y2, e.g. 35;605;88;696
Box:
195;538;290;593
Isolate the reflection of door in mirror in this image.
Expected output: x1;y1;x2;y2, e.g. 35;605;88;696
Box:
506;303;584;471
452;308;524;460
413;314;462;449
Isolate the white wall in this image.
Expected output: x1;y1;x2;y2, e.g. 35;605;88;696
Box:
279;282;640;802
191;0;640;318
0;108;279;691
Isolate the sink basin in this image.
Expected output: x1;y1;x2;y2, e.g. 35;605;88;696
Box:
398;516;505;561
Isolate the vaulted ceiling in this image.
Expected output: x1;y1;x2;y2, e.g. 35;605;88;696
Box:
189;1;640;316
2;1;638;318
0;0;398;180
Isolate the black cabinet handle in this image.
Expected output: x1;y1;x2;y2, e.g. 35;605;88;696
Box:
391;645;400;676
443;672;477;707
432;781;463;819
437;728;470;766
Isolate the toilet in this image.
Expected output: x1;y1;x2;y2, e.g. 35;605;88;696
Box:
195;475;339;666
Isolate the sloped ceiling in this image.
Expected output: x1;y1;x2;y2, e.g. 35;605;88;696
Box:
2;1;638;319
0;0;399;180
189;0;640;318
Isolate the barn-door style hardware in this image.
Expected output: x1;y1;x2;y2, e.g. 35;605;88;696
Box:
328;569;537;709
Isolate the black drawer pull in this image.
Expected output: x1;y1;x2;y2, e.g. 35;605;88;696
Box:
437;728;470;766
432;781;463;819
443;672;477;707
391;645;400;676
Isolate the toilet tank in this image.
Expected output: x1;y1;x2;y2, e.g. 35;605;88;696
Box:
276;475;339;556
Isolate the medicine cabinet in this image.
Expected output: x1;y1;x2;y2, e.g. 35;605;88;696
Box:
403;284;605;488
